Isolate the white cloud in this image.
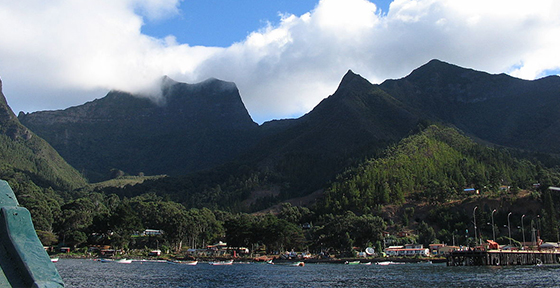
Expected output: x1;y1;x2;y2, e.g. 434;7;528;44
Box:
0;0;559;123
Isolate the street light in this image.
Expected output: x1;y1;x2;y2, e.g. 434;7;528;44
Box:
491;209;497;241
508;212;513;246
521;215;526;250
473;206;478;247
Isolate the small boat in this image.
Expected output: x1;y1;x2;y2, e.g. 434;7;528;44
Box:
50;258;59;263
98;258;113;263
209;259;234;265
266;259;274;265
114;259;132;264
345;261;360;265
360;262;372;265
376;261;404;265
181;260;198;266
292;261;305;267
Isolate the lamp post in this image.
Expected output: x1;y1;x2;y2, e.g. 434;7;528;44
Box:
491;209;497;241
507;212;512;246
521;215;526;250
473;206;478;247
531;219;537;247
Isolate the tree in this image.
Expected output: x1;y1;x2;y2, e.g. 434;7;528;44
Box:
108;202;142;250
418;221;437;246
56;198;96;246
225;214;256;249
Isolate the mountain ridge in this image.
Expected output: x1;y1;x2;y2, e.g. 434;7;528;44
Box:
0;77;86;191
19;76;259;181
13;59;560;196
379;59;560;154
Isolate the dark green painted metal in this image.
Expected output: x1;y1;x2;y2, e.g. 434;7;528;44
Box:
0;180;64;287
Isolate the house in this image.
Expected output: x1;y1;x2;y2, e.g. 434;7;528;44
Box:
384;244;429;257
464;188;479;194
429;244;445;255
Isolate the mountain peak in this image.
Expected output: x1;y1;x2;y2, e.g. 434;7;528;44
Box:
336;69;372;92
0;77;16;123
161;75;179;88
407;59;463;78
340;69;360;84
0;78;32;140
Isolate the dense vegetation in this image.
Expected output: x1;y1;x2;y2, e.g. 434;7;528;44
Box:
3;59;560;257
0;87;87;245
14;125;557;257
319;125;553;214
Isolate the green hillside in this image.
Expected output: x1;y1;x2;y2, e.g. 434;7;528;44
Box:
53;124;560;254
320;125;556;214
0;78;87;237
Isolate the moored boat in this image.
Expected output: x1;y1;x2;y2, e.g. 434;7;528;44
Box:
376;261;404;265
292;261;305;267
115;259;132;264
182;260;198;266
209;259;233;265
50;258;59;263
345;261;360;265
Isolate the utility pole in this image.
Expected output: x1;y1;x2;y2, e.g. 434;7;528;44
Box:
491;209;497;241
521;215;526;250
473;206;478;247
507;212;512;247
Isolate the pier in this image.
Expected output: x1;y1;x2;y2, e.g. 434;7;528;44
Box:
447;249;560;266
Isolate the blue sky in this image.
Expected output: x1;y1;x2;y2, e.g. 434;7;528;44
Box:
142;0;392;47
0;0;559;123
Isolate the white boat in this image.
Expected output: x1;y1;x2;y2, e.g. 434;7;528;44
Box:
291;261;305;267
181;260;198;266
209;259;233;265
361;262;372;265
376;261;404;265
50;258;59;263
114;259;132;264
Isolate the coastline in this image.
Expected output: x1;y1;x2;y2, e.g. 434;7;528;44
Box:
51;253;446;264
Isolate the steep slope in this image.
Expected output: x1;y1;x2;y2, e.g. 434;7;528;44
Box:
93;71;423;209
320;125;547;215
19;77;260;181
82;62;560;212
380;59;560;154
251;70;421;196
0;77;86;190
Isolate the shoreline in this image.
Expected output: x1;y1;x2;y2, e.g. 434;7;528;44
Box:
52;253;446;264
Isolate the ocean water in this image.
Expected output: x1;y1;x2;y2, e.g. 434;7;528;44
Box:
55;259;560;288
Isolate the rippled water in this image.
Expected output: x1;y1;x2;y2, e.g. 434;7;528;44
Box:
55;259;560;287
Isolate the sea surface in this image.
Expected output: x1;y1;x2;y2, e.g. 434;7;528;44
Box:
55;259;560;287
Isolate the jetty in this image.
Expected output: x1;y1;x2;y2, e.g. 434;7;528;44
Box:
447;249;560;266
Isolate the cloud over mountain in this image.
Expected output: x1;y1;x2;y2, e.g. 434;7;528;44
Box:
1;0;559;123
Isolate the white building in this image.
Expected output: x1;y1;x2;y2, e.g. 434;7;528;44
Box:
384;244;429;257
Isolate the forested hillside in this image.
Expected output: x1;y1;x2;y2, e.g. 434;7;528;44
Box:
49;125;560;255
0;78;87;243
320;125;555;214
3;60;560;255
